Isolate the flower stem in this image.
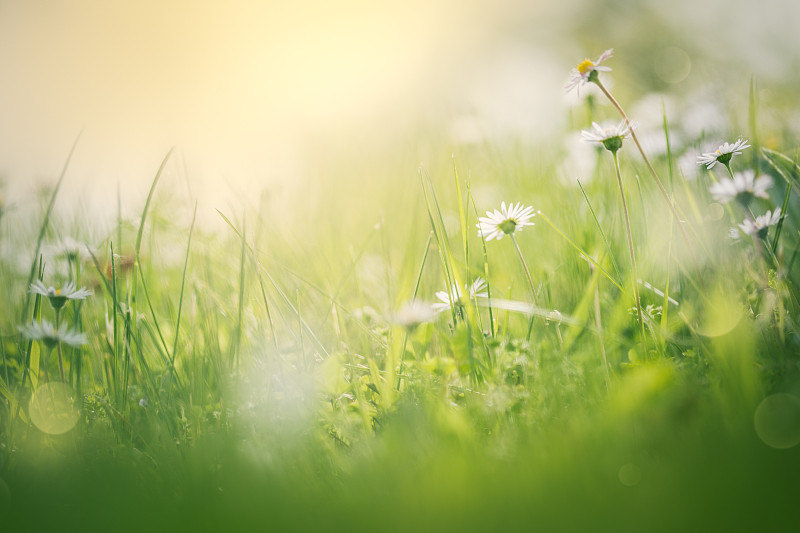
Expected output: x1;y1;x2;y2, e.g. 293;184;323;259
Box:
510;233;539;337
612;151;647;343
56;342;66;383
724;163;735;179
52;308;67;383
509;233;540;342
594;79;705;290
510;234;537;304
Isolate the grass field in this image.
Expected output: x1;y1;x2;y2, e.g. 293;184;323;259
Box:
2;40;800;532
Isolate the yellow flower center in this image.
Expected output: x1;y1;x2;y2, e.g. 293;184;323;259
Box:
56;288;62;295
576;59;594;75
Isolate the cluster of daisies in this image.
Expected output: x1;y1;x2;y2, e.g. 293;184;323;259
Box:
435;204;538;315
21;280;92;382
396;47;786;328
699;140;782;240
394;202;540;327
400;49;634;327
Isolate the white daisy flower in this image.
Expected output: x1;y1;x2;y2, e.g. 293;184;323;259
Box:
696;138;751;169
21;319;88;350
566;49;613;93
737;208;782;239
581;120;632;153
30;280;93;311
708;170;772;205
476;202;536;242
392;301;437;329
433;278;488;313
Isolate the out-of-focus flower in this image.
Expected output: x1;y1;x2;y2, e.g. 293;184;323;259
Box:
21;319;87;350
392;301;437;329
737;208;782;239
433;278;488;313
30;280;93;311
708;170;772;205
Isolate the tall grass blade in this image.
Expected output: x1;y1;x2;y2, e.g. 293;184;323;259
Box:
22;132;82;322
168;203;197;397
577;179;622;282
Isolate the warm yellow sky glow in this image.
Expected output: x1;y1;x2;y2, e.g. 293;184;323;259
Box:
0;1;520;199
1;0;797;217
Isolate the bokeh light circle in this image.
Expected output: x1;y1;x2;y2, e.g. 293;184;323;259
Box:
28;382;80;435
655;46;691;84
707;203;724;221
754;393;800;449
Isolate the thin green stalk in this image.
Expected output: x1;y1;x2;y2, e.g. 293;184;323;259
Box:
510;233;538;337
230;215;247;371
611;151;646;342
452;156;470;273
396;231;434;390
663;101;675;192
11;261;44;441
73;300;83;396
0;328;8;387
296;289;308;371
577;179;622;282
271;261;386;348
772;186;792;257
469;190;495;337
590;262;611;395
509;234;537;306
56;342;66;383
54;308;66;383
724;163;735;179
22;132;82;322
661;212;675;333
749;77;759;175
132;148;174;342
254;260;280;356
217;209;330;358
594;79;705;290
420;168;460;325
168;203;197;399
762;149;797;256
537;212;624;292
136;257;171;360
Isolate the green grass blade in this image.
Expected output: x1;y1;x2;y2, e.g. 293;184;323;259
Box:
134;148;174;261
21;132;82;322
749;76;759;175
168;202;197;396
663;100;675;191
537;211;624;292
577;179;622;282
216;209;330;358
469;187;495;338
231;214;247;370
